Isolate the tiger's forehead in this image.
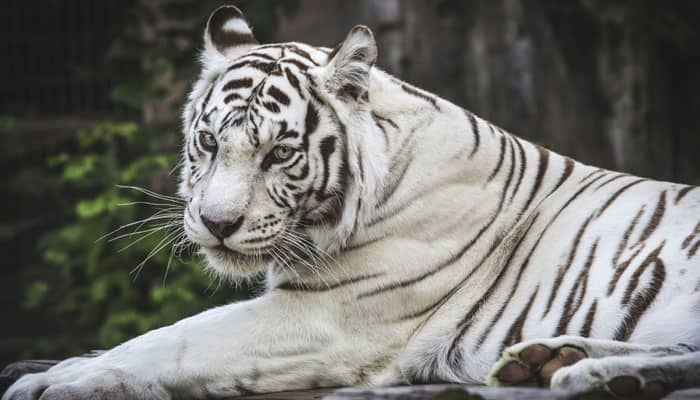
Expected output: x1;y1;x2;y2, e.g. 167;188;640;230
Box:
192;42;330;147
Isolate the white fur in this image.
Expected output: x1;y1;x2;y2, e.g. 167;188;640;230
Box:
222;18;251;34
308;28;388;252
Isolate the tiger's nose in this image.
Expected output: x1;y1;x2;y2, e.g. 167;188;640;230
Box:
200;214;244;240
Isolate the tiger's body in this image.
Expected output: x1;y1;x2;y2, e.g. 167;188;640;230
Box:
5;6;700;400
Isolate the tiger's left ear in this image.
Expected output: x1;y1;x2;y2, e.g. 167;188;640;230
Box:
203;5;258;61
323;25;377;101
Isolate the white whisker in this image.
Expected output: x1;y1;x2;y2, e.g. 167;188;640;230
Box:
130;229;182;280
96;209;182;243
116;185;184;204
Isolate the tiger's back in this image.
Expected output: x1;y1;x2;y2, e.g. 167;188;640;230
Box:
348;68;700;383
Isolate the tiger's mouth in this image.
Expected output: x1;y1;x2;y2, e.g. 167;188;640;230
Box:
198;229;315;278
206;244;273;263
214;244;243;257
198;243;275;279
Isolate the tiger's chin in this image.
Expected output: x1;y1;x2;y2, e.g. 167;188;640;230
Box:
200;245;272;280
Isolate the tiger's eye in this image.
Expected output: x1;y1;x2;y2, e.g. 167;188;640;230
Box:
199;132;218;152
272;145;294;161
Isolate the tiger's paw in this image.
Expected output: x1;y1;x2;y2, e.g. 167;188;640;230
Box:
550;358;668;400
2;368;169;400
487;339;587;387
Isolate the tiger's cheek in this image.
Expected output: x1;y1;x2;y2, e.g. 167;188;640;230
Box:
279;155;312;210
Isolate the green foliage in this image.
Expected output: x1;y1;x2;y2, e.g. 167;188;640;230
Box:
3;1;297;361
17;118;240;355
0;115;16;133
24;281;50;309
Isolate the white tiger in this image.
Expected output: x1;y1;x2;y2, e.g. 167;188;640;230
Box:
5;6;700;400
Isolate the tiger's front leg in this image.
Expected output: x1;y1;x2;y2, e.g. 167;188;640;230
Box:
488;335;700;399
3;293;391;400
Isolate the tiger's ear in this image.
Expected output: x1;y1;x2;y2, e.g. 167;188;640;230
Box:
323;25;377;101
203;6;258;61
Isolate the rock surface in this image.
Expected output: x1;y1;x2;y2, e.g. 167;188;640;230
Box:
3;360;700;399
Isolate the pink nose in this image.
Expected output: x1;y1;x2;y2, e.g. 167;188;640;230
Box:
200;214;244;240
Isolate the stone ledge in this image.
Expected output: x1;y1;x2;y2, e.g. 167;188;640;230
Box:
243;385;700;400
3;360;699;399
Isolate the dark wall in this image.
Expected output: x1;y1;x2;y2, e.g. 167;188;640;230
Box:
275;0;700;184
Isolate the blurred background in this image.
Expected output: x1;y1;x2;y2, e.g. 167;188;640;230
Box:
1;0;699;367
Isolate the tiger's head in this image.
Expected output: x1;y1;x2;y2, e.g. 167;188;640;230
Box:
180;6;386;279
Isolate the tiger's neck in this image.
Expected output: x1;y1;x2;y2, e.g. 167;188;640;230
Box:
269;68;595;317
357;69;586;239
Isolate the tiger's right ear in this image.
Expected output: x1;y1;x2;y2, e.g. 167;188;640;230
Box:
322;25;377;102
203;6;258;61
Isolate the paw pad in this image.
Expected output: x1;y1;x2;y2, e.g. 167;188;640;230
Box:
496;361;533;384
607;376;667;400
539;346;587;385
494;344;587;387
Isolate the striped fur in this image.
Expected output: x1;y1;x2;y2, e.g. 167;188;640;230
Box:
6;6;700;399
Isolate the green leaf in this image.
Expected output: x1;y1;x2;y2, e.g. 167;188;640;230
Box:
25;281;50;309
62;154;99;181
111;122;139;141
76;197;107;219
120;154;173;182
77;122;139;148
0;115;16;133
151;56;173;74
47;153;70;167
90;279;109;302
44;249;69;266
